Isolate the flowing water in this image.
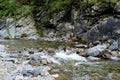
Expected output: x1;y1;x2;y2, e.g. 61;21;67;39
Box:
0;39;120;80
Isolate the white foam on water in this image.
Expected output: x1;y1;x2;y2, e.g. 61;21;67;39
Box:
34;52;61;65
54;50;87;62
33;49;87;66
41;55;61;65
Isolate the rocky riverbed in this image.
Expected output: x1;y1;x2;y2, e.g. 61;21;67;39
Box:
0;39;120;80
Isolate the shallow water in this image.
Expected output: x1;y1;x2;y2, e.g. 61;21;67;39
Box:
0;39;120;80
0;39;74;51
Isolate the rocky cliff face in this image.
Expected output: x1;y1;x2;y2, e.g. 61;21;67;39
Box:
33;1;120;42
0;1;120;42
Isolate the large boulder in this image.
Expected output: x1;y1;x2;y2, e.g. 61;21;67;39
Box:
109;38;120;50
109;40;118;51
82;17;120;42
83;44;107;57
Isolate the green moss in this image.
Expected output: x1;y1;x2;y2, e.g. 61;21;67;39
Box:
4;36;10;40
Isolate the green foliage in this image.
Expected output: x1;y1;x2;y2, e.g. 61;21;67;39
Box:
44;0;50;5
48;0;70;12
0;0;117;17
0;0;33;17
0;0;19;16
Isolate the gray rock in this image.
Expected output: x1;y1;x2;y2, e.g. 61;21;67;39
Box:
21;70;34;76
0;17;7;29
92;41;101;46
102;53;111;59
0;16;39;39
33;66;51;76
74;20;91;37
40;59;48;65
82;17;120;42
84;44;107;56
110;57;120;61
118;38;120;50
21;66;51;76
87;56;101;61
109;40;119;50
75;44;87;48
2;77;15;80
0;58;18;63
8;54;18;58
114;1;120;18
31;76;55;80
56;22;74;39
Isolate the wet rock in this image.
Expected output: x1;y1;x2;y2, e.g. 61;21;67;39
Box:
84;44;107;57
40;59;48;65
75;44;87;48
0;58;18;63
99;50;112;59
110;57;120;61
76;49;84;56
92;41;101;46
40;71;50;76
52;74;59;78
111;51;120;58
87;56;101;62
102;53;111;59
21;70;34;76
